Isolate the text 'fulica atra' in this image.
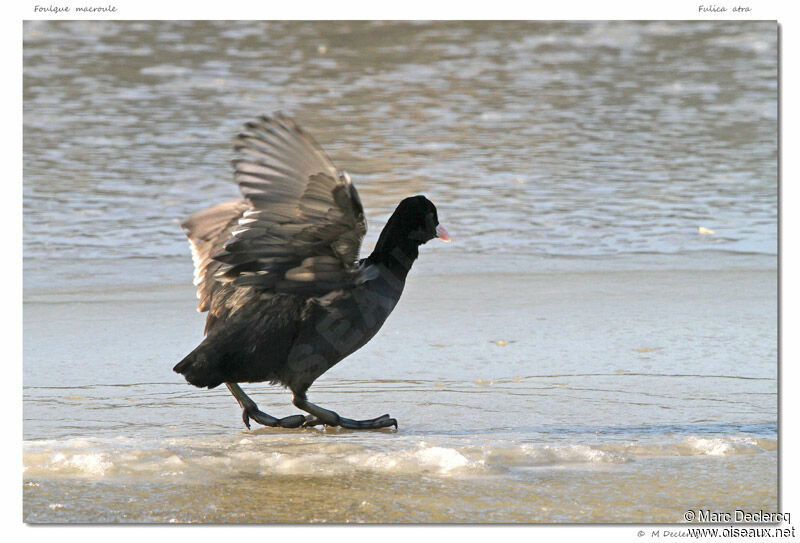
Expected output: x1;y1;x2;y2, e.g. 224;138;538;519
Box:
173;114;449;430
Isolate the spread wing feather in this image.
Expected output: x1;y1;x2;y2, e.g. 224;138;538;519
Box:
182;114;371;305
181;199;250;312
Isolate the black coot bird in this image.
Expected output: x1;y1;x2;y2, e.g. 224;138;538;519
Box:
173;114;450;430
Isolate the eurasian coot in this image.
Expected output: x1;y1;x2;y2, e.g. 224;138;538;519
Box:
173;114;449;430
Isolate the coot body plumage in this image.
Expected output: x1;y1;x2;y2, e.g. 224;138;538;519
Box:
173;114;449;430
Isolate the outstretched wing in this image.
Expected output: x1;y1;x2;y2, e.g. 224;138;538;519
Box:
196;114;371;298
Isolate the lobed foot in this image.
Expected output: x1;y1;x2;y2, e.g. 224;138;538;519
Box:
227;383;306;430
302;413;397;429
294;394;398;430
227;384;397;431
339;414;397;430
242;407;307;430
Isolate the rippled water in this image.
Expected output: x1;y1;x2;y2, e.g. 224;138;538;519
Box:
23;20;776;290
23;21;777;523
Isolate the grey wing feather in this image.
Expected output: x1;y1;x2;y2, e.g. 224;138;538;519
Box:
181;199;250;312
189;114;370;298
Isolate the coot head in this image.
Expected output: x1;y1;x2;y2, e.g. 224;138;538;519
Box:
391;195;450;244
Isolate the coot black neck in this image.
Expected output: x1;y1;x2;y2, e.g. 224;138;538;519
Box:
365;232;420;282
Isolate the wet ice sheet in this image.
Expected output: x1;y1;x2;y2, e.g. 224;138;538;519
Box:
23;270;777;522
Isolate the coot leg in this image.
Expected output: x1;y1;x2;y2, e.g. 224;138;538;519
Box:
225;383;307;430
292;393;398;430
